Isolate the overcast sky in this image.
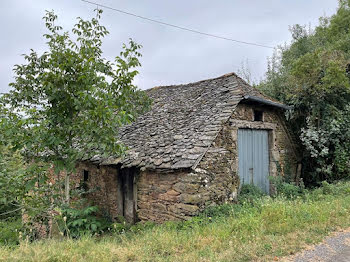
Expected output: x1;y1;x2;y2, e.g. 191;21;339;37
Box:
1;0;339;93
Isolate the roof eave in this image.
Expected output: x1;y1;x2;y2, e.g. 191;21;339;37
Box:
243;95;291;110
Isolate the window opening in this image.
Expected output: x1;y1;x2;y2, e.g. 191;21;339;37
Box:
254;110;263;121
83;170;89;182
82;170;89;192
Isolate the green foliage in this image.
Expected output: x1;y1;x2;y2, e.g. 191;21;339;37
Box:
320;180;350;195
0;145;54;243
0;9;151;237
258;1;350;184
3;181;350;261
270;176;305;199
0;145;24;219
59;205;111;238
238;184;265;203
200;203;235;218
1;9;150;173
0;218;21;246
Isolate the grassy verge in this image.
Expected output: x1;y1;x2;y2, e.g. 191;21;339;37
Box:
1;181;350;262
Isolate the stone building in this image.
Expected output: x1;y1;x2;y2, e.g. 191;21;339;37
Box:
74;72;300;224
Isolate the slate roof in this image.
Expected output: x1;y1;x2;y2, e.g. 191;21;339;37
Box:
102;72;285;170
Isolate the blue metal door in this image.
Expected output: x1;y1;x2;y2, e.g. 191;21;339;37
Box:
238;129;269;193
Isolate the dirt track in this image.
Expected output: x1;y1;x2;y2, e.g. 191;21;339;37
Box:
283;228;350;262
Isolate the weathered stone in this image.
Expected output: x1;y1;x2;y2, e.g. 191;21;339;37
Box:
159;163;172;169
151;202;167;212
171;160;193;169
199;135;212;141
167;189;180;196
162;157;171;163
179;193;202;204
153;159;163;166
174;203;199;213
188;147;205;154
104;73;290;170
187;154;202;160
194;168;208;174
172;182;186;192
69;75;300;227
173;182;200;194
158;193;179;202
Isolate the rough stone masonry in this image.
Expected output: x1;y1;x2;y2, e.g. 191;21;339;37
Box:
71;72;299;223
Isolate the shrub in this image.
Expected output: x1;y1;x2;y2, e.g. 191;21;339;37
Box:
320;180;350;195
238;184;265;203
59;205;112;238
270;176;305;199
0;218;21;246
200;203;235;219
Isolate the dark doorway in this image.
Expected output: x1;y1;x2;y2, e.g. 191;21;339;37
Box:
116;168;137;224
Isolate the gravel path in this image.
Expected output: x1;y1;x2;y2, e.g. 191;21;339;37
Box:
284;228;350;262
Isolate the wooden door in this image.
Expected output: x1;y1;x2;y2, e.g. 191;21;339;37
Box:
117;169;136;224
238;129;270;193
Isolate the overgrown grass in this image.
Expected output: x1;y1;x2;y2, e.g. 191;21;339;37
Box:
2;181;350;262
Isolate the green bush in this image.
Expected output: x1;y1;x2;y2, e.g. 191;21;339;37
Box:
270;176;305;199
320;180;350;195
200;203;235;219
0;218;21;246
238;184;265;203
60;205;112;238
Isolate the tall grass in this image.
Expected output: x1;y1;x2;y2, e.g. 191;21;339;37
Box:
1;181;350;262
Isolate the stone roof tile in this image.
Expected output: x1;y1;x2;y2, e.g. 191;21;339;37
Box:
102;72;284;170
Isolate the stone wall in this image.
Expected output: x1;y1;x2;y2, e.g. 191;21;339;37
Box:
136;125;240;222
72;162;120;220
135;102;299;222
52;103;298;224
231;103;299;180
137;167;222;222
30;162;120;238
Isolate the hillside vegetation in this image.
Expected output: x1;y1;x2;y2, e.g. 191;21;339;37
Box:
258;0;350;185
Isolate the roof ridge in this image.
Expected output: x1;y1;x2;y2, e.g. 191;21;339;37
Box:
147;72;240;92
146;72;277;104
103;71;288;170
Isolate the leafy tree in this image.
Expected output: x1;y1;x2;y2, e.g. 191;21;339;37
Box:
258;0;350;184
0;145;23;219
0;9;150;231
